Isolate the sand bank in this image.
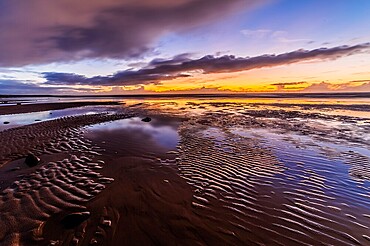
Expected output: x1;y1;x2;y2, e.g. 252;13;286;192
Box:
0;101;122;115
0;112;134;244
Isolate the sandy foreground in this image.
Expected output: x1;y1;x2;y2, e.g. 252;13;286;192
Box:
0;100;369;245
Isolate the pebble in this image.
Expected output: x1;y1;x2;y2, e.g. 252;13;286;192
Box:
141;117;152;122
61;211;91;229
25;153;40;167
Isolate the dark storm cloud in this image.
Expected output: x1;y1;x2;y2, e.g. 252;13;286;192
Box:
42;71;191;86
43;43;370;86
0;0;262;67
184;43;370;74
147;53;193;67
42;73;89;85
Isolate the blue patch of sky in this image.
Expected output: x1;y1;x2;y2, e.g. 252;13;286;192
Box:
156;0;370;58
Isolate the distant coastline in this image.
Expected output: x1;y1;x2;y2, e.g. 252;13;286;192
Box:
1;92;369;98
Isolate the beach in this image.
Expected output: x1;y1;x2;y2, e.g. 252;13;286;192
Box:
0;95;369;245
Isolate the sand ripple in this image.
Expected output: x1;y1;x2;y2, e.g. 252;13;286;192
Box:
175;109;370;245
0;113;132;245
0;113;133;165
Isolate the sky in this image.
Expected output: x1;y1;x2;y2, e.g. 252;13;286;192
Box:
0;0;370;95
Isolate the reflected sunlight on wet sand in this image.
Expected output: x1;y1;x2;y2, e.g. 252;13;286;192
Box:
0;96;369;245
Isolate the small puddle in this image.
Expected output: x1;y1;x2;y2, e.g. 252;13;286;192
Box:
0;106;119;131
85;116;180;157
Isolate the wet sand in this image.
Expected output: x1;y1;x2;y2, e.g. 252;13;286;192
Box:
0;98;369;245
0;101;121;115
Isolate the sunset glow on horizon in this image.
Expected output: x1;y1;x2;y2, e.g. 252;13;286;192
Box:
1;0;370;95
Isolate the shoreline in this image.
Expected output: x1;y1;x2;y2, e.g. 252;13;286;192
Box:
0;101;122;115
1;92;370;99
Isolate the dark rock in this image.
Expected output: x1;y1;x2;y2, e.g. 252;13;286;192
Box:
61;211;90;229
3;121;10;124
141;117;151;122
17;102;21;106
24;153;40;167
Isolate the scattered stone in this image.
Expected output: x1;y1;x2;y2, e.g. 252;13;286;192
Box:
100;219;112;227
71;237;79;246
48;240;59;246
61;211;90;229
90;239;98;245
141;117;152;122
25;153;40;167
3;121;10;124
94;230;104;237
35;119;41;121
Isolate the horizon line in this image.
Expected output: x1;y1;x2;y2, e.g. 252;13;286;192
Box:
1;92;370;99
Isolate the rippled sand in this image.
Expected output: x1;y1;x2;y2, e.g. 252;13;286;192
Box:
0;97;369;245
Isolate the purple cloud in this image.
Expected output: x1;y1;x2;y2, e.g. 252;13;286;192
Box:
0;0;262;67
43;43;370;86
